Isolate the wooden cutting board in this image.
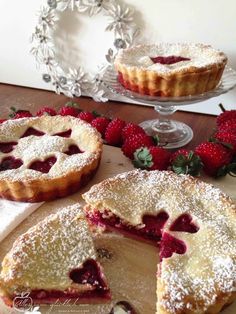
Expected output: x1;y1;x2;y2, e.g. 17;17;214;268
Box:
0;145;235;314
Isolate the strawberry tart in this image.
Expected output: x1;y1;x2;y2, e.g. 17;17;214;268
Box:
83;170;236;314
0;115;102;202
0;205;110;307
114;43;227;97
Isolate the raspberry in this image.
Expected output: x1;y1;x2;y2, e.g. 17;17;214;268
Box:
195;142;233;177
122;133;154;159
105;118;126;146
91;117;110;137
0;119;6;124
121;123;146;141
36;107;57;116
78;111;95;123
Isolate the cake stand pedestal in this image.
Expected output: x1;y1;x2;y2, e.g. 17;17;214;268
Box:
101;66;236;149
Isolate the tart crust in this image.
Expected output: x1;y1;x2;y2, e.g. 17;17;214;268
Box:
0;204;110;306
114;43;228;97
0;116;103;202
83;170;236;314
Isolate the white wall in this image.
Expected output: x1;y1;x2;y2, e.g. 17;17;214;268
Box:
0;0;235;114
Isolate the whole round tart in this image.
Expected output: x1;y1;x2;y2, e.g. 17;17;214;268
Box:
83;169;236;314
0;115;102;202
114;43;228;97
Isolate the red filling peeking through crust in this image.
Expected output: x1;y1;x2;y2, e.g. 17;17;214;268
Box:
86;209;199;261
29;157;57;173
150;55;190;65
20;127;45;138
86;209;169;243
9;259;110;305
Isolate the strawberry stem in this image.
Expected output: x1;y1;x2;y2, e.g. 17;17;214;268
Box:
219;103;226;112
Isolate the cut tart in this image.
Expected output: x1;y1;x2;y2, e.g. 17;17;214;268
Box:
0;115;102;202
83;170;236;314
0;204;110;307
114;43;227;97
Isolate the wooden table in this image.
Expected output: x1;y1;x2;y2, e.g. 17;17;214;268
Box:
0;83;217;149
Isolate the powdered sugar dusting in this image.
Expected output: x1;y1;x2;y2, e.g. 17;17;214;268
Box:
0;116;102;180
83;169;236;313
115;43;227;75
0;204;97;294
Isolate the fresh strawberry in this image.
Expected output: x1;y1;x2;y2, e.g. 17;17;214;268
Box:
91;117;110;137
195;142;233;177
9;107;33;119
133;146;171;170
0;119;6;124
217;109;236;126
122;133;154;159
78;111;95;123
36;107;57;116
58;102;80;117
170;149;203;176
105;118;126;146
121;123;146;141
218;119;236;134
214;131;236;154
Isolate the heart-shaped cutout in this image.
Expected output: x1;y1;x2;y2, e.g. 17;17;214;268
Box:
0;157;23;171
160;232;186;261
53;130;72;138
21;127;45;138
29;157;57;173
170;214;199;233
69;259;107;290
141;212;169;241
150;55;190;65
64;145;83;155
0;142;18;153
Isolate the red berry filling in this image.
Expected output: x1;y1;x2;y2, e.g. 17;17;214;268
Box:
86;210;169;242
0;157;23;171
21;127;45;138
160;232;187;261
170;214;199;233
69;259;108;292
53;129;72;138
0;142;18;153
64;145;83;155
29;157;57;173
142;212;169;239
150;56;190;65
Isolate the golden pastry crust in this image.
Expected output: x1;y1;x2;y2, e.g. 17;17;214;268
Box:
83;170;236;314
114;43;227;97
0;204;110;306
0;116;103;202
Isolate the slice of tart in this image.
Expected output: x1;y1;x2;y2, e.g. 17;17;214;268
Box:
83;170;236;314
0;204;110;307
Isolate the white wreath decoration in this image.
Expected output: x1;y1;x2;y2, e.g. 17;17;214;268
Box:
31;0;140;102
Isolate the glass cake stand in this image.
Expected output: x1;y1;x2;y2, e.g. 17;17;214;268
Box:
101;66;236;149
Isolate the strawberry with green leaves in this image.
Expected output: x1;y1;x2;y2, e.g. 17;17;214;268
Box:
58;102;80;117
133;146;171;171
170;149;203;176
195;142;233;177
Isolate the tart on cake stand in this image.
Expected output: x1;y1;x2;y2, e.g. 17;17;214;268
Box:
101;66;236;149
